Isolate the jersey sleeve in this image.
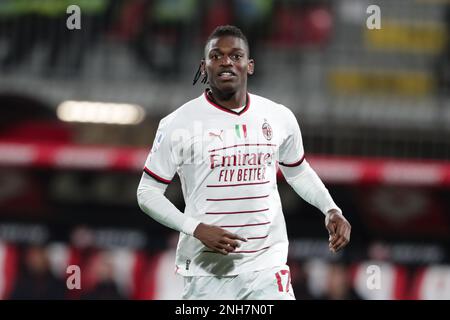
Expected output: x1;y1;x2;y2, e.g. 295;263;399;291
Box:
278;108;305;167
143;116;179;185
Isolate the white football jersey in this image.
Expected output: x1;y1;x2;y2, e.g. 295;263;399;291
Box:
143;89;305;276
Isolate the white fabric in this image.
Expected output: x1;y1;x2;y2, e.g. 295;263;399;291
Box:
280;160;342;215
137;91;312;276
182;265;295;300
154;249;185;300
137;174;201;236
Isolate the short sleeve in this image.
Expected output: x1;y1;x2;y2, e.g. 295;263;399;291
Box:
278;108;305;167
143;118;179;184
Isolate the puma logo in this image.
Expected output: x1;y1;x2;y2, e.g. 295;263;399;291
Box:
208;130;223;142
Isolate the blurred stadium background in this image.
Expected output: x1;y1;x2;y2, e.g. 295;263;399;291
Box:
0;0;449;300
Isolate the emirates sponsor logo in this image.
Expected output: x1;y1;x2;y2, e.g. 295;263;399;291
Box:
209;151;274;169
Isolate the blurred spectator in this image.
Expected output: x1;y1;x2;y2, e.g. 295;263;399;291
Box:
126;0;155;74
318;262;362;300
232;0;274;42
201;0;233;39
81;250;125;300
138;232;184;299
231;0;274;82
9;245;66;299
133;0;200;77
111;0;148;42
43;0;112;76
1;0;40;71
288;259;314;300
1;0;117;76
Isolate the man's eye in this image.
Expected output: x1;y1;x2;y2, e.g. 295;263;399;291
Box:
232;55;242;60
211;54;221;59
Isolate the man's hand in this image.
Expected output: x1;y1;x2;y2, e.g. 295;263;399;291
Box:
193;223;247;255
325;209;351;253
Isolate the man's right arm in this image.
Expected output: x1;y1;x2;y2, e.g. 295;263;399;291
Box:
137;173;200;235
137;114;201;236
136;174;246;254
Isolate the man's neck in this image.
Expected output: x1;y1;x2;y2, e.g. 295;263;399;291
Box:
208;87;247;110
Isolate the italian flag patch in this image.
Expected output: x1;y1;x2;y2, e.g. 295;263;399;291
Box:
235;124;247;138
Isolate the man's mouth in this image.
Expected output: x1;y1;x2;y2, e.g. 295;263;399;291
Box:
217;71;236;80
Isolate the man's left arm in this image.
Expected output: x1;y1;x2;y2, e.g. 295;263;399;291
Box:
280;161;351;252
278;107;351;252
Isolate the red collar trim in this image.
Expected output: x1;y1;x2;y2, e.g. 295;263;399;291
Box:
204;89;250;116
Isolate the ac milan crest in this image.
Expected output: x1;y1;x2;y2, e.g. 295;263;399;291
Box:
262;120;272;141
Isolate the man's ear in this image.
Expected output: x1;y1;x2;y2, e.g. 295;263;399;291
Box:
247;59;255;75
200;59;206;75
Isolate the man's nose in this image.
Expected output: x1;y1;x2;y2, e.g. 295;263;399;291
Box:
220;55;232;66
